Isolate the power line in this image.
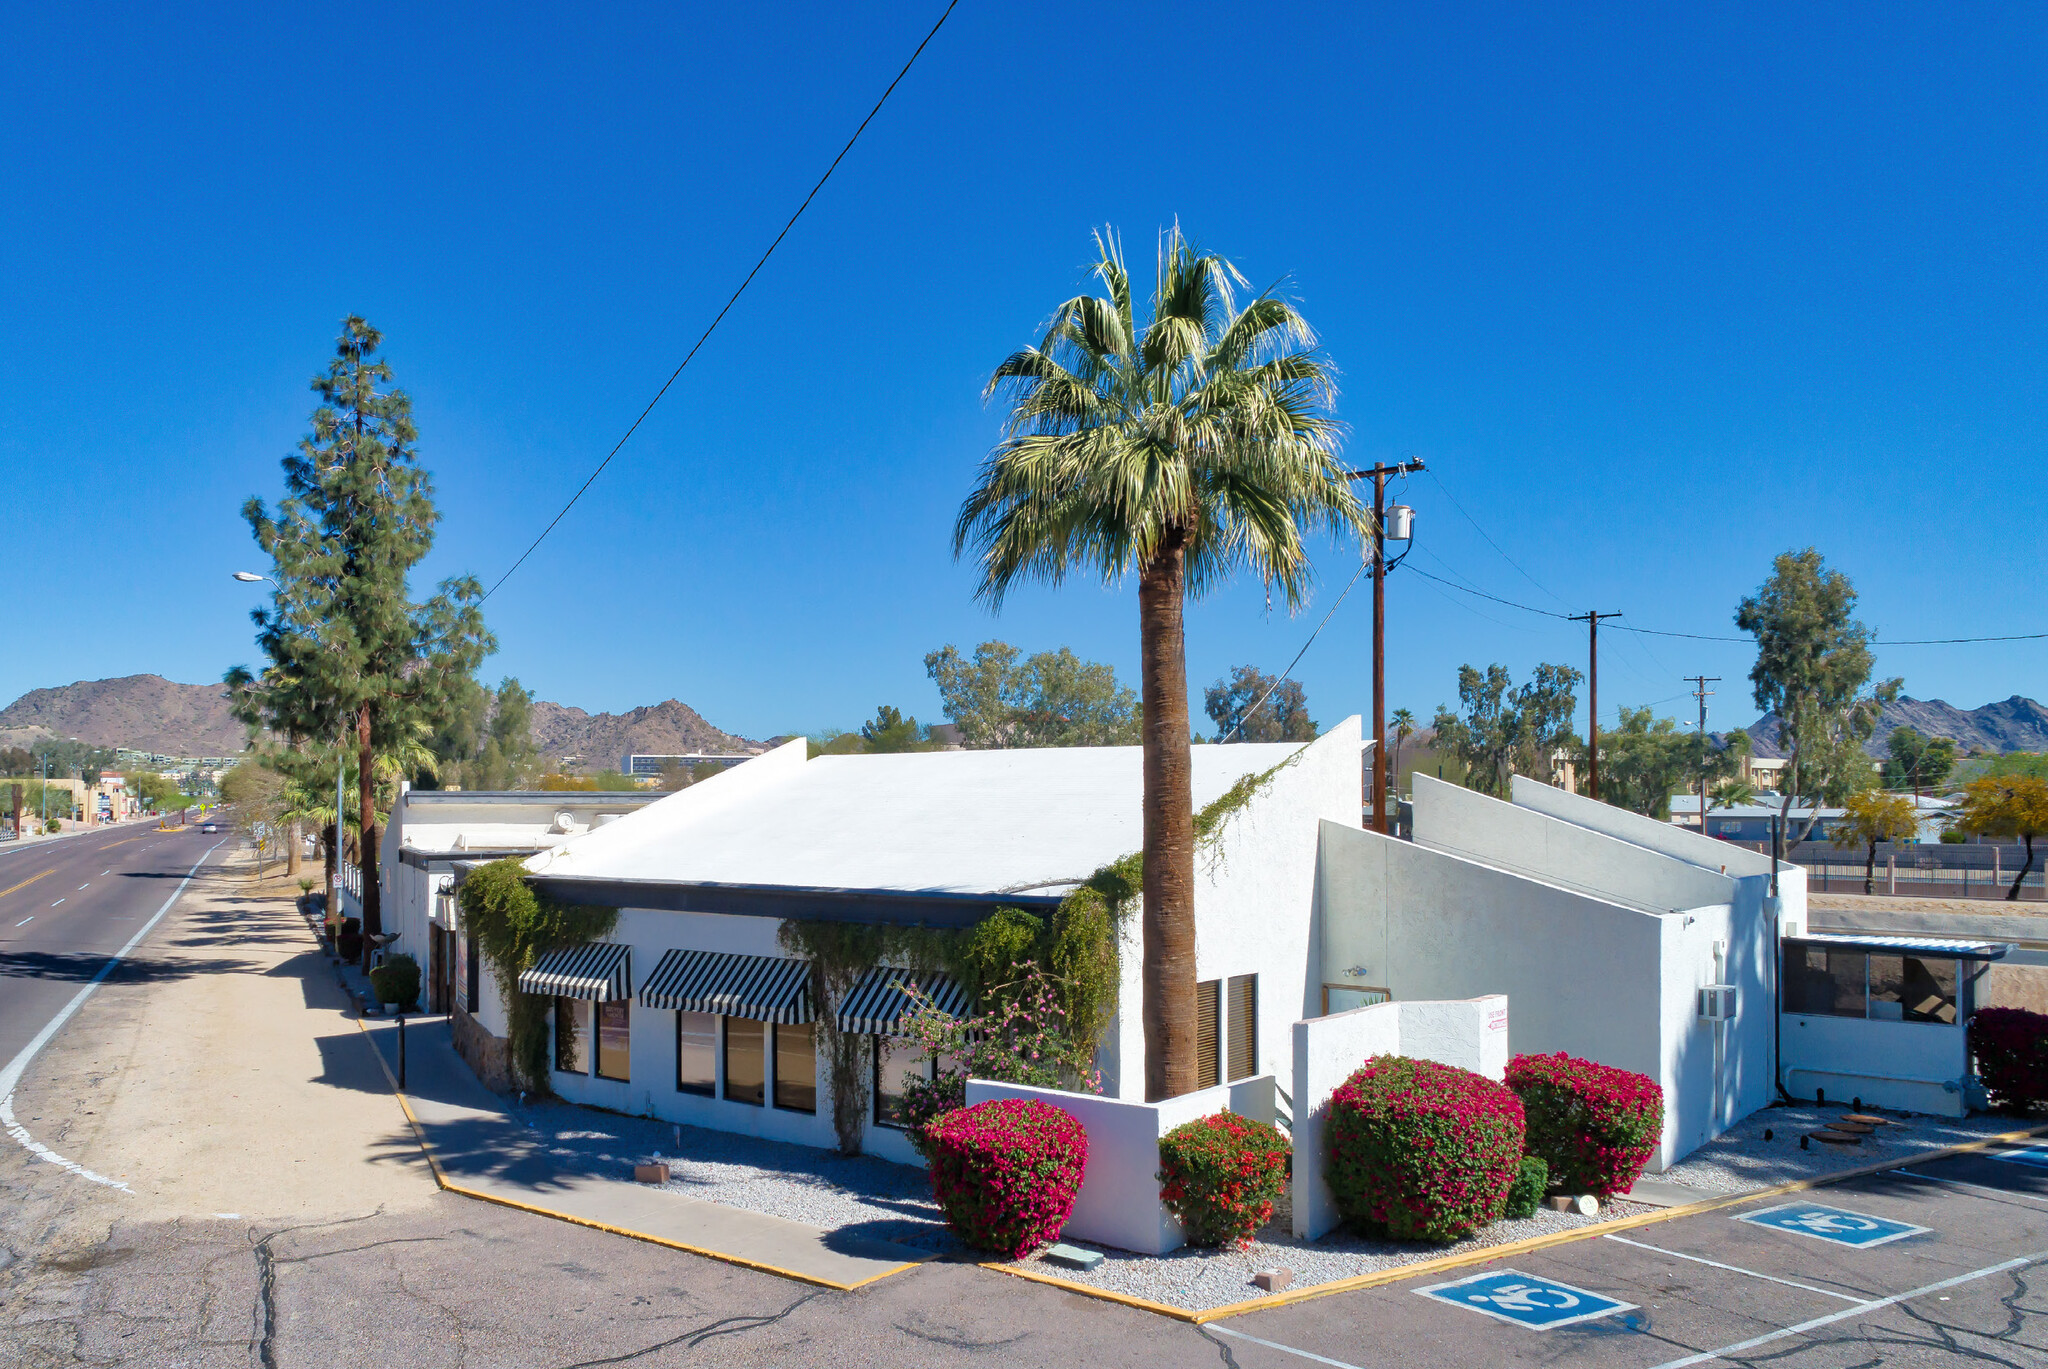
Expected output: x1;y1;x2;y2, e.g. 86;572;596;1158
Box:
480;1;961;603
1221;560;1368;742
1424;467;1570;608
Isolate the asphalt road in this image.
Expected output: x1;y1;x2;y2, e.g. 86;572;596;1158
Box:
0;819;222;1068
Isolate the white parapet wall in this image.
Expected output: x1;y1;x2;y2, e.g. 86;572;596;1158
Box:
1290;995;1508;1240
965;1075;1277;1256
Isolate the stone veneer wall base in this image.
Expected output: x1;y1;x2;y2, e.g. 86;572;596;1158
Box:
451;1005;515;1093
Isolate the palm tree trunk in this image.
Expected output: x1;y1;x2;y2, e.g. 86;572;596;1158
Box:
287;819;303;878
357;704;382;968
1138;545;1197;1101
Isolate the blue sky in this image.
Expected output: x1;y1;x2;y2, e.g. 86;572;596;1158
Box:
5;3;2045;744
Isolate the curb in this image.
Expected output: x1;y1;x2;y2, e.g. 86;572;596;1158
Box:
979;1120;2048;1324
330;936;923;1294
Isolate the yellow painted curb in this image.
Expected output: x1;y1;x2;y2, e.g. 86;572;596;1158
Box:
345;1001;923;1293
977;1119;2048;1324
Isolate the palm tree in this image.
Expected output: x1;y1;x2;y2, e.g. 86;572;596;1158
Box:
1390;707;1417;802
955;225;1366;1099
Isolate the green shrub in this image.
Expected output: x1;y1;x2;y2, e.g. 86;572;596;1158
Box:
370;953;421;1008
1503;1156;1549;1219
1157;1111;1291;1249
1325;1056;1525;1243
458;858;617;1090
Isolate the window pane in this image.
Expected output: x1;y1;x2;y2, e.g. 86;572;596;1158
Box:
676;1012;716;1096
1784;946;1867;1018
1901;956;1960;1024
465;934;479;1011
1195;979;1220;1088
774;1022;817;1113
724;1018;765;1105
1227;974;1257;1082
873;1036;923;1128
554;996;589;1074
595;999;631;1081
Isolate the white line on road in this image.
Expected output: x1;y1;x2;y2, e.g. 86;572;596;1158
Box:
0;839;225;1192
1897;1168;2048;1204
1643;1252;2044;1369
1601;1234;1870;1304
14;918;29;927
1205;1325;1367;1368
49;899;62;907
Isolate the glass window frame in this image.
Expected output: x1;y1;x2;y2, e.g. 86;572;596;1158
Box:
872;1035;932;1130
773;1021;817;1114
594;998;631;1082
723;1016;766;1106
554;996;590;1075
675;1010;717;1097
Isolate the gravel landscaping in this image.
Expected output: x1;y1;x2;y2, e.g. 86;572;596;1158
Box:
1656;1102;2042;1195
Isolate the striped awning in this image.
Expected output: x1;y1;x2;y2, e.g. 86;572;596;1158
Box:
837;967;971;1036
637;949;813;1024
517;941;631;1002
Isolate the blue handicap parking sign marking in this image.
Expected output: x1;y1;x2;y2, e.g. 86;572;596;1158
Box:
1991;1146;2048;1170
1737;1202;1928;1248
1414;1269;1636;1329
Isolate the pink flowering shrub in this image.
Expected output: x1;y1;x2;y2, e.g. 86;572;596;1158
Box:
1157;1112;1291;1249
1505;1052;1663;1197
1325;1056;1525;1243
926;1099;1088;1259
1971;1007;2048;1114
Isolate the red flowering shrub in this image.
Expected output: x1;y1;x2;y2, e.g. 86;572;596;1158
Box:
1505;1052;1663;1197
1157;1112;1291;1249
926;1099;1088;1259
1325;1056;1525;1243
1971;1007;2048;1114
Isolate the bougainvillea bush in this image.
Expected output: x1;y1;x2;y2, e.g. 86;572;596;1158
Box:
1325;1056;1525;1243
1157;1111;1291;1249
1505;1052;1664;1197
926;1099;1088;1259
1971;1007;2048;1114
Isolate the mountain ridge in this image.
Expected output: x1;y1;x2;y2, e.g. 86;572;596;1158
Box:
1740;695;2048;759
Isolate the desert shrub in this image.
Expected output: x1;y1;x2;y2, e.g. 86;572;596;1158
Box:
1325;1056;1525;1242
1971;1007;2048;1113
1157;1111;1291;1249
1503;1155;1549;1219
1506;1052;1664;1197
926;1098;1088;1259
369;953;421;1007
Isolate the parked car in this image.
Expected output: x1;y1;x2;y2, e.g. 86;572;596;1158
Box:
200;821;218;834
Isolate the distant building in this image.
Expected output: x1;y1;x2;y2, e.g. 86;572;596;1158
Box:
621;752;758;779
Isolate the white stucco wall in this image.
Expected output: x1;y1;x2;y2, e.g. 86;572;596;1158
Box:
1782;1014;1970;1117
966;1075;1276;1255
1289;996;1506;1239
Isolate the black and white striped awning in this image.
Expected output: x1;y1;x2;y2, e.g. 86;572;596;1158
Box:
517;941;632;1002
637;949;813;1024
837;967;972;1036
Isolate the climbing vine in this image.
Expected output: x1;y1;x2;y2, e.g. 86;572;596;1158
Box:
459;858;618;1092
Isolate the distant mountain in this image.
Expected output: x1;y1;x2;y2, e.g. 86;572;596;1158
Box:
1740;695;2048;759
527;698;763;770
0;674;247;757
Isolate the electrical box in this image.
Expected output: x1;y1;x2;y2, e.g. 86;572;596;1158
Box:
1698;985;1739;1021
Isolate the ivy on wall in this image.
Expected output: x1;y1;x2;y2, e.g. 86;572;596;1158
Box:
460;858;619;1092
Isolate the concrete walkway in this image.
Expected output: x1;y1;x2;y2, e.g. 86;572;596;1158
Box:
354;1012;927;1290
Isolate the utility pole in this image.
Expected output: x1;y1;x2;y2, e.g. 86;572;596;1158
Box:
1569;611;1622;801
1686;675;1720;835
1347;459;1426;832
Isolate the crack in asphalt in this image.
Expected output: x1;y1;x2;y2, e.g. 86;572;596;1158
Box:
552;1288;829;1368
251;1210;385;1369
1196;1326;1246;1369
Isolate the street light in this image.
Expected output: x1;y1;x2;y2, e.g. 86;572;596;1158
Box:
232;571;272;584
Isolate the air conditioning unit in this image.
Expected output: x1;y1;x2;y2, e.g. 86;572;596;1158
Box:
1698;985;1739;1021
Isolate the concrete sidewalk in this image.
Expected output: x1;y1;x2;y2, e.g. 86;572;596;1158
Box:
354;1013;926;1290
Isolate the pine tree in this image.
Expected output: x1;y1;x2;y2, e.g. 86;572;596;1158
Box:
227;316;493;965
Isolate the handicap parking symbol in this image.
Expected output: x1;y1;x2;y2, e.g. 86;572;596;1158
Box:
1414;1269;1636;1329
1737;1202;1928;1248
1991;1146;2048;1170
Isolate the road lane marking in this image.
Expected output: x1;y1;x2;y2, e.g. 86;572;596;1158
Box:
15;918;30;927
49;899;63;907
1898;1168;2048;1205
1601;1234;1869;1304
0;838;225;1192
77;884;88;891
1204;1325;1366;1368
1643;1252;2044;1369
0;870;52;901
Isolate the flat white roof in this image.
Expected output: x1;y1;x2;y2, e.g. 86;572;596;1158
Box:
526;736;1321;897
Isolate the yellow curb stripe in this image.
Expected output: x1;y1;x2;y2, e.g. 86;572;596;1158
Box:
0;869;53;901
342;978;921;1293
977;1120;2048;1324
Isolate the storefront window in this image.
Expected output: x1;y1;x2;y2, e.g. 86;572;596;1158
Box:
774;1022;816;1113
873;1036;924;1128
676;1011;716;1096
1784;944;1962;1024
724;1018;765;1105
554;996;590;1074
595;999;631;1081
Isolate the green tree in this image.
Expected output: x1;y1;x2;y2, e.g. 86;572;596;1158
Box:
1390;707;1417;790
226;317;494;966
1203;664;1316;742
1832;789;1919;894
859;705;932;753
1735;549;1899;847
1882;728;1958;797
955;225;1364;1100
925;641;1142;747
1593;707;1694;818
1957;775;2048;900
1431;663;1583;797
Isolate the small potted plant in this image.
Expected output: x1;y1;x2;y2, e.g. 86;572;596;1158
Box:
369;954;422;1014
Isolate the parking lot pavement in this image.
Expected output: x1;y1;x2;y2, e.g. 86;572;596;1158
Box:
1205;1146;2048;1368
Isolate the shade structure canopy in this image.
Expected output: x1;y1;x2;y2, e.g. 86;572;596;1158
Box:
637;949;813;1024
836;967;971;1036
517;941;632;1002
